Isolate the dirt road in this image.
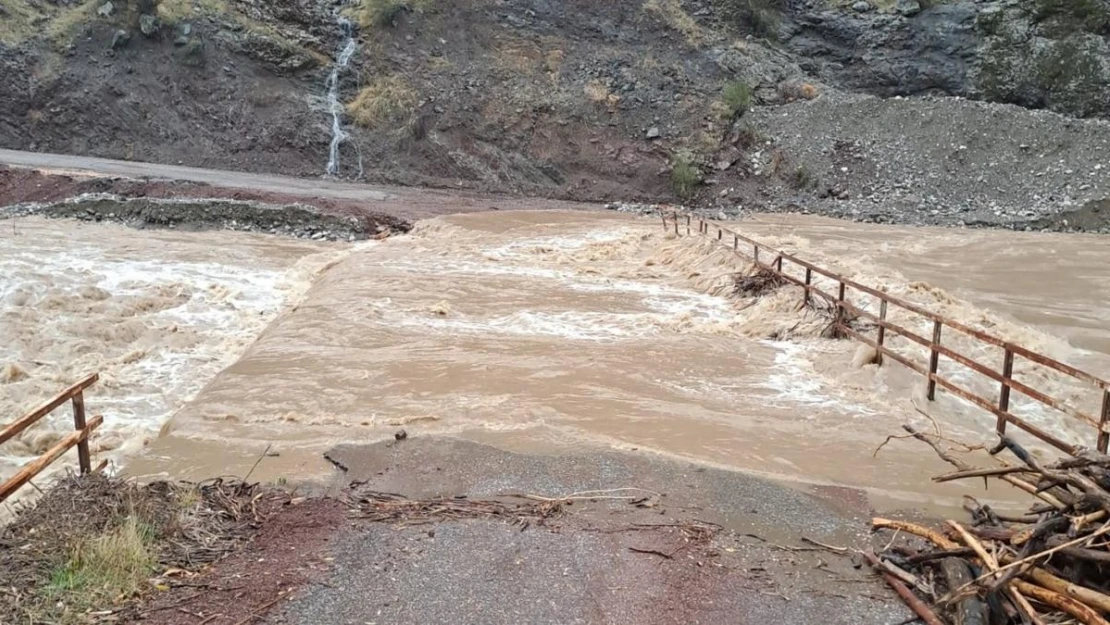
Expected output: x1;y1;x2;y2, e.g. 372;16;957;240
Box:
0;149;588;220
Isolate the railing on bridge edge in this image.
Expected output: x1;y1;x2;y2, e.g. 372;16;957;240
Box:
662;210;1110;455
0;373;103;503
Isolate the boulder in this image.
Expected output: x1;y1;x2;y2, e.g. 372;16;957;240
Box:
110;29;130;49
139;13;159;37
97;2;114;18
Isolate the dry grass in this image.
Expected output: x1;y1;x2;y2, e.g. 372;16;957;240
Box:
47;515;158;619
643;0;708;46
347;75;419;132
584;79;621;111
349;0;431;29
158;0;229;23
0;475;279;625
777;80;820;102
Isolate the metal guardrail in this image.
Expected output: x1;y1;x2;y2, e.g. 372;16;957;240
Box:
663;210;1110;454
0;373;102;503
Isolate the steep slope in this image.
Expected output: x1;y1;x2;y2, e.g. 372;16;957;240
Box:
0;0;1107;213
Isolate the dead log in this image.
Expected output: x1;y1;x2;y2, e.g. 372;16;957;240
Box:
1044;535;1110;564
1012;563;1110;615
862;551;949;625
947;520;1045;625
939;558;988;625
1012;580;1110;625
874;517;959;550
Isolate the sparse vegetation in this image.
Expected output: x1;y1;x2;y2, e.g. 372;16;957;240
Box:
347;75;420;132
47;515;158;617
720;80;753;119
584;79;621;111
777;80;820;102
788;163;819;191
736;122;768;149
671;150;701;198
1;476;280;625
643;0;708;46
157;0;227;23
715;0;782;40
350;0;430;29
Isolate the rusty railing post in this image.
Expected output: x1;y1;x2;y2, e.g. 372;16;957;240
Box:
996;348;1014;436
927;321;943;401
733;234;738;251
835;281;846;338
774;255;783;272
71;391;91;475
717;227;722;241
754;245;759;264
802;268;812;307
686;215;690;235
674;213;679;235
1098;389;1110;453
876;300;888;366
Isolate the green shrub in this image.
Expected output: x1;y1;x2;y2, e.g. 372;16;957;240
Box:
671;151;700;198
788;164;818;191
715;0;781;39
720;80;753;119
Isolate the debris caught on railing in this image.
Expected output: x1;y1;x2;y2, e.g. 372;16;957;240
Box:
869;425;1110;625
662;209;1110;454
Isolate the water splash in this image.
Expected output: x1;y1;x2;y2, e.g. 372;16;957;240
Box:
325;17;360;177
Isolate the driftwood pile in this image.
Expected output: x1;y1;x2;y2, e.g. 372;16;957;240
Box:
867;425;1110;625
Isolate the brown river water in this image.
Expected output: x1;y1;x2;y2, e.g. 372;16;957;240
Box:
3;211;1109;513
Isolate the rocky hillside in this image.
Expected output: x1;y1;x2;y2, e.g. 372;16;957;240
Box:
0;0;1107;220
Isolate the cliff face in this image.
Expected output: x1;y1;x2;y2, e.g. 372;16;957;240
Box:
778;0;1110;119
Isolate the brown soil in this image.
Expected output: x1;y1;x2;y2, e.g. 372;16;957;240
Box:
123;499;346;625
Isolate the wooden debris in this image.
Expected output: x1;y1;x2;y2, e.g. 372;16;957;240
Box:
868;427;1110;625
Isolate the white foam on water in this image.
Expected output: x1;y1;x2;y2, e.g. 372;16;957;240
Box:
0;226;338;483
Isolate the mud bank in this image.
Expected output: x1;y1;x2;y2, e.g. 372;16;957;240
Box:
0;195;404;241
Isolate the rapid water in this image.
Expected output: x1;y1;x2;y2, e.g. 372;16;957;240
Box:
6;211;1110;512
0;218;344;494
324;16;359;177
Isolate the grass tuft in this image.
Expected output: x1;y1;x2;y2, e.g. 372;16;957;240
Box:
715;0;782;40
671;150;701;198
347;75;420;132
48;515;158;618
643;0;707;46
720;80;752;119
350;0;431;28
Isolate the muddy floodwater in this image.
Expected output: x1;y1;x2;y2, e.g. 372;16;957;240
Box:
5;211;1110;513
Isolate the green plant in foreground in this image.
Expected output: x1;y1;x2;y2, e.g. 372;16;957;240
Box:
671;151;701;199
721;80;753;119
48;516;158;616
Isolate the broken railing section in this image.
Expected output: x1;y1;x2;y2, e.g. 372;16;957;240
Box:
0;373;103;503
661;210;1110;454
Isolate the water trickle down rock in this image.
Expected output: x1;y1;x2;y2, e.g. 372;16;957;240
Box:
325;16;360;177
